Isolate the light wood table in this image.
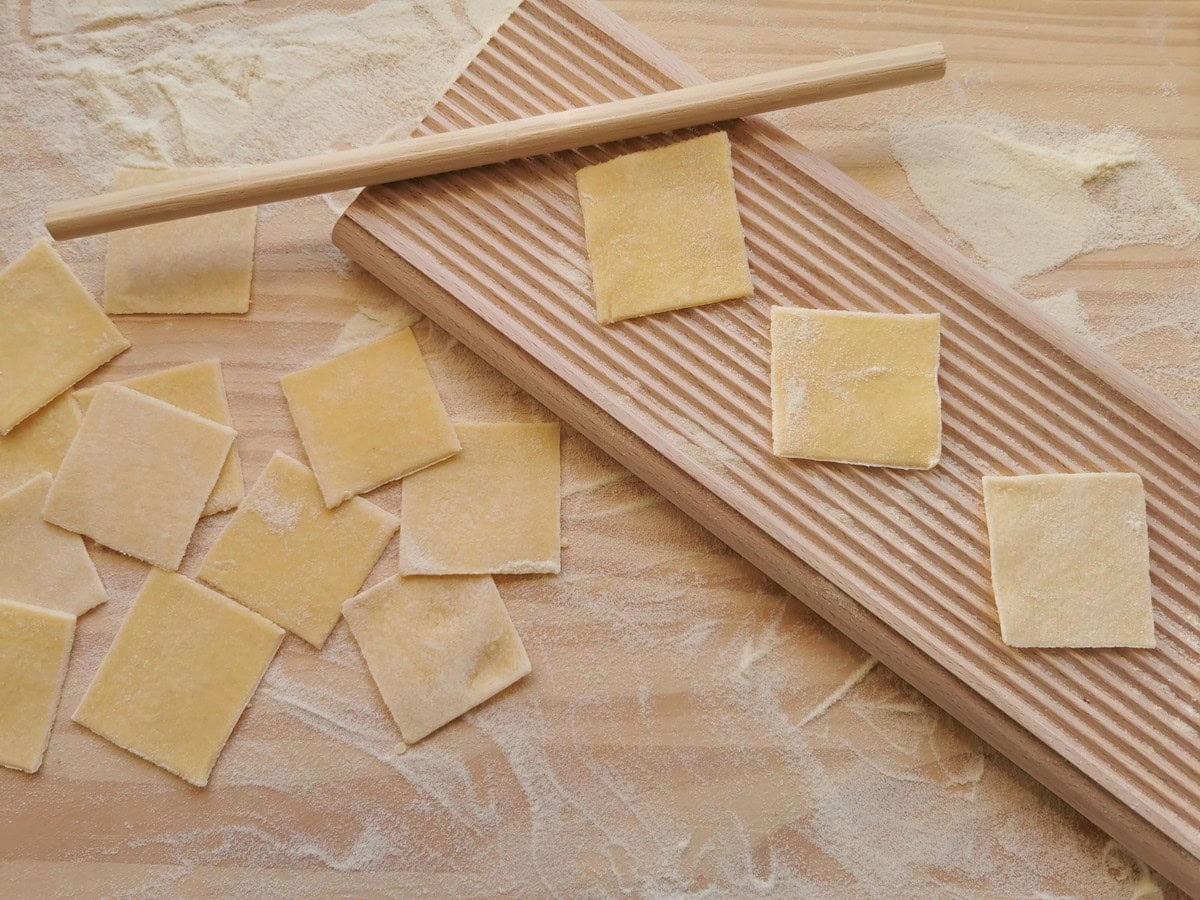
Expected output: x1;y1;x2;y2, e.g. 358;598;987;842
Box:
3;1;1196;897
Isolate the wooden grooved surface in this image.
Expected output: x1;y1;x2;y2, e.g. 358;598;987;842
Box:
338;0;1200;879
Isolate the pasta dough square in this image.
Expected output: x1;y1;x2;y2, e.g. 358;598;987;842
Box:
770;307;942;469
103;167;257;315
399;422;560;575
0;599;75;774
0;393;81;495
343;574;530;744
198;452;398;648
73;570;283;787
576;131;752;323
0;475;107;617
76;360;243;515
281;330;459;508
982;473;1155;648
44;384;235;571
0;241;129;435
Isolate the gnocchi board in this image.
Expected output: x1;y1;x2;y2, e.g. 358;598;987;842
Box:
334;0;1200;889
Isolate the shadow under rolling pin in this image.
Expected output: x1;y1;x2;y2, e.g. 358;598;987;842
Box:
44;42;945;240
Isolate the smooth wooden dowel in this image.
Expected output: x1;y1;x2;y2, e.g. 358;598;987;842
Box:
45;42;944;240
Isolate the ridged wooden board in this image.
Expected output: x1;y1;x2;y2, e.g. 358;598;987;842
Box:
335;0;1200;888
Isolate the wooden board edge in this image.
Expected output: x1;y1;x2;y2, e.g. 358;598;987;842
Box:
334;209;1200;895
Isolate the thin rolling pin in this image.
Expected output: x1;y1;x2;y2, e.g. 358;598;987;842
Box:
45;42;945;240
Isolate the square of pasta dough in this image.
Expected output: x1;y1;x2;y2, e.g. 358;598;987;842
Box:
0;393;81;495
399;422;560;575
44;384;235;571
281;329;459;507
103;167;257;315
0;599;75;773
0;474;107;617
198;452;398;648
770;307;942;469
982;473;1155;648
76;360;243;515
73;570;283;787
0;241;129;435
576;131;752;323
343;574;530;744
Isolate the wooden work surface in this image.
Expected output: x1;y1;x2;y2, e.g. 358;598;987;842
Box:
4;2;1198;897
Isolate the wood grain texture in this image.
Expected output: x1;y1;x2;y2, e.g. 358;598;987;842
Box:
336;0;1200;888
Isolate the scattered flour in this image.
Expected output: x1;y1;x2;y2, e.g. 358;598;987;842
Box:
892;115;1200;284
55;3;509;167
332;302;423;356
793;657;878;728
1033;288;1091;337
242;479;303;535
1020;285;1199;418
1099;291;1200;416
29;0;242;36
0;0;521;253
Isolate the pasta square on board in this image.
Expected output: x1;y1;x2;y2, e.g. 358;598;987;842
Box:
982;473;1155;648
198;452;398;648
0;393;82;496
0;474;107;617
0;241;128;435
76;360;243;515
343;574;530;744
73;570;283;787
103;167;257;315
770;307;942;469
399;422;560;575
43;384;235;571
0;599;75;774
281;330;459;508
576;131;752;323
